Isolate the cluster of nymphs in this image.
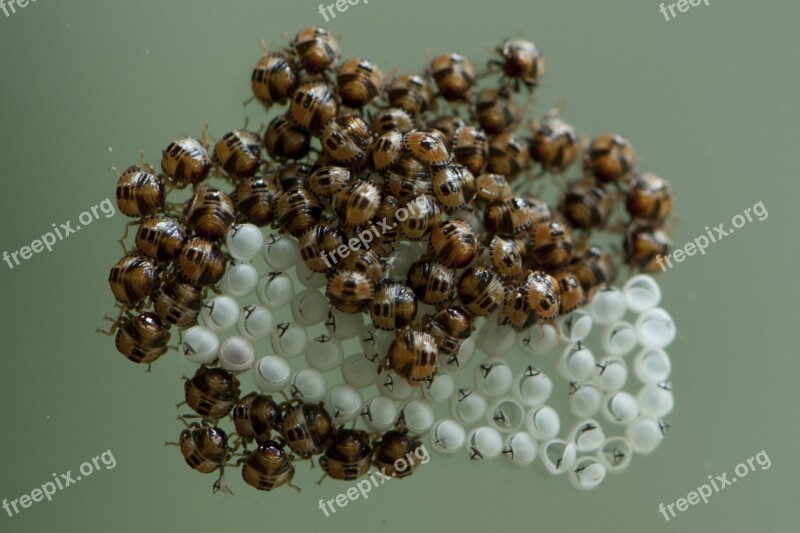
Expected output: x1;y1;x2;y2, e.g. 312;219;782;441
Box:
170;384;423;493
100;26;676;492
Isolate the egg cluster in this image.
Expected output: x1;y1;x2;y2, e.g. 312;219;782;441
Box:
102;26;676;493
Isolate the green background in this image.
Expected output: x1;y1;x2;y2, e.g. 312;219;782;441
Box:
1;0;798;531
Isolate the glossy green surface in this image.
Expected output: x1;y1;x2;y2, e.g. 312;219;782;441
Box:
1;1;798;531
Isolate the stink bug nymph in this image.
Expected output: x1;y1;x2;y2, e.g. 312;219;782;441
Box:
240;440;299;492
318;427;372;482
161;137;211;189
182;366;241;421
279;399;334;459
382;330;439;383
